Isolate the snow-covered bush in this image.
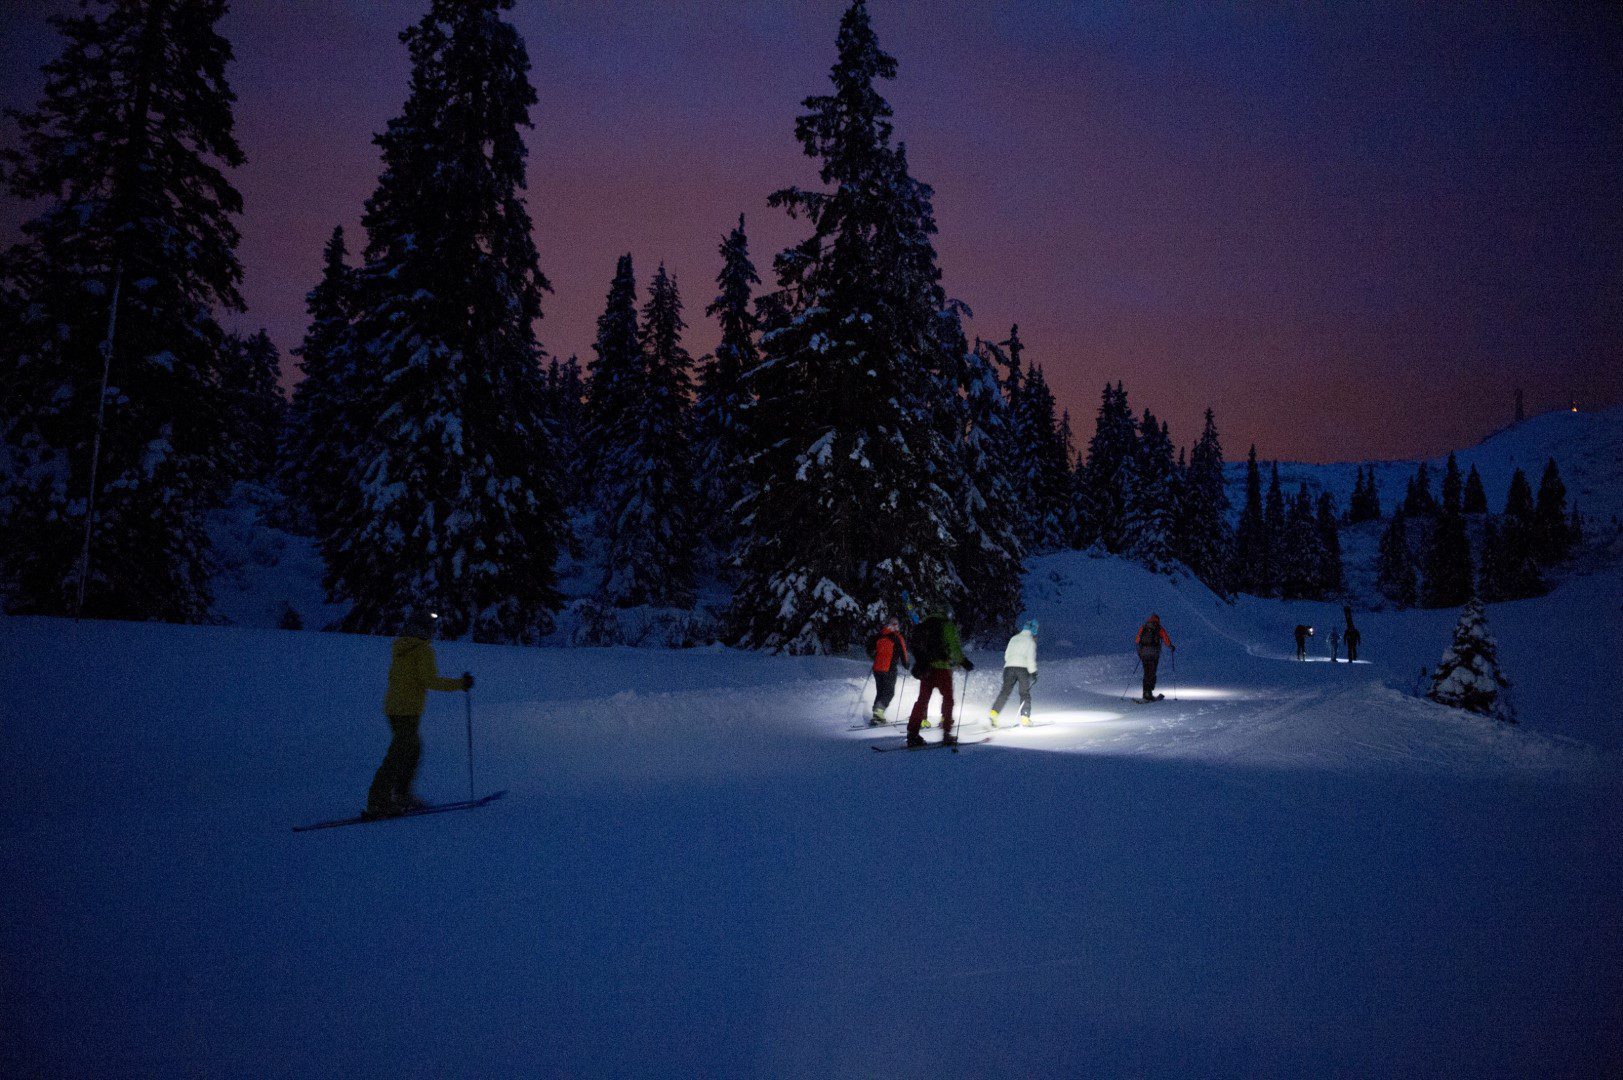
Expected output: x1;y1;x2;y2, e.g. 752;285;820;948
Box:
1427;597;1514;722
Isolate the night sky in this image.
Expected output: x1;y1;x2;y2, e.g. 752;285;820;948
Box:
3;1;1619;462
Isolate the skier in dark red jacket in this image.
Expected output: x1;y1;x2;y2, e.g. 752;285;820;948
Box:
868;618;911;725
1135;614;1175;701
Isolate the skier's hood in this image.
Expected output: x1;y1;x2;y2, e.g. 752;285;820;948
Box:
392;636;430;659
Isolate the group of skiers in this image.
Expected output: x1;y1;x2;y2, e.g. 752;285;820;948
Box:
1294;606;1362;662
869;607;1178;748
366;598;1377;807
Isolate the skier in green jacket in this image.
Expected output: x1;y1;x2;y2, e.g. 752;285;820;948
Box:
907;607;973;747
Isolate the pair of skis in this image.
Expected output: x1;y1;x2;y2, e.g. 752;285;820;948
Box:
872;736;988;753
293;790;507;832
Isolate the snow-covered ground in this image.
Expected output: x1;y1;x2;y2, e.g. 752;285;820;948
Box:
3;552;1618;1077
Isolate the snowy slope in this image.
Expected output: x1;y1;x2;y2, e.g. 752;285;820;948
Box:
3;553;1618;1077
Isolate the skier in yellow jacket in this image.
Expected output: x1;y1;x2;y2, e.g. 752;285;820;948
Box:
366;612;472;818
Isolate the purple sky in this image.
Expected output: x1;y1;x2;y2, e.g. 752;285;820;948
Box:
3;1;1620;462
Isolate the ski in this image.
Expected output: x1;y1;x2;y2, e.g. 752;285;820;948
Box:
848;719;905;731
872;737;989;753
987;721;1054;730
293;790;507;832
1130;694;1165;704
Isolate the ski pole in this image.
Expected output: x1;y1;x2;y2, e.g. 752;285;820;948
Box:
1171;649;1178;702
464;686;475;802
849;670;874;725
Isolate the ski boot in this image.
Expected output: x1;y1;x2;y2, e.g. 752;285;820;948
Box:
921;717;933;729
940;732;958;747
1020;714;1034;727
870;706;887;726
988;709;1000;728
905;734;928;749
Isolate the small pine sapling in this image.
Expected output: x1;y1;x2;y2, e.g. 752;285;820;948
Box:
1427;597;1515;723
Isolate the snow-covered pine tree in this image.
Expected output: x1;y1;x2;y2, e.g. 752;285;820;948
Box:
0;0;245;620
690;215;760;557
1233;446;1270;595
1377;509;1419;607
1263;462;1287;597
1078;381;1137;553
597;263;697;609
1532;458;1571;564
729;0;965;652
1315;490;1344;596
1462;464;1488;515
283;225;358;535
1173;407;1234;594
951;324;1024;641
1428;597;1514;722
1121;409;1178;572
220;329;285;484
1422;453;1473;608
325;0;564;643
1279;483;1326;600
1008;363;1072;551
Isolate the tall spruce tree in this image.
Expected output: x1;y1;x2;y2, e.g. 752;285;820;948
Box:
952;326;1025;640
1263;462;1287;597
1349;465;1382;523
597;264;696;608
1011;363;1071;551
0;0;245;620
730;0;965;652
1279;483;1326;599
1121;410;1177;572
1421;453;1473;608
586;253;641;497
1532;458;1570;564
1494;468;1544;598
1233;446;1270;595
324;0;564;643
1462;464;1488;514
220;328;285;484
690;216;760;555
1377;509;1419;607
1078;381;1136;553
1174;407;1233;594
284;225;358;534
541;354;587;508
1315;490;1343;595
1403;462;1437;518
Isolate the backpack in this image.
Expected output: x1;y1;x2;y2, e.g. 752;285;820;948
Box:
1137;622;1160;648
912;616;946;671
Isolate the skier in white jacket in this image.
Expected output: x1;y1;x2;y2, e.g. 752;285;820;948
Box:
988;620;1039;726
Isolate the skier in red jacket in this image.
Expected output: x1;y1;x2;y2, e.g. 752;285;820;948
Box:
868;618;911;725
1134;614;1175;702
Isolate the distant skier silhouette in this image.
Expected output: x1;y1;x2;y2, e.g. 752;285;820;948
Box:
1135;614;1175;701
1343;606;1361;661
1295;624;1314;660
